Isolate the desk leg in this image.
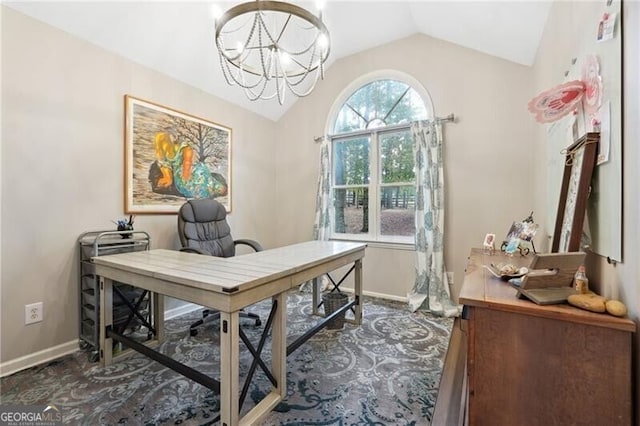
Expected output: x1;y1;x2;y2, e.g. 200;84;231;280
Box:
153;293;165;343
220;311;240;426
272;292;287;400
354;259;362;325
99;276;113;366
311;277;321;316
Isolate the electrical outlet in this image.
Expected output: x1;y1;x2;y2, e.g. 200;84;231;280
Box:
25;302;43;325
446;272;454;286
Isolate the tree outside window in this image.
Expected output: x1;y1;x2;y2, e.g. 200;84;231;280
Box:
331;79;428;242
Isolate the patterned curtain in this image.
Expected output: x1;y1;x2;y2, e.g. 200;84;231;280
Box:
408;121;460;317
312;138;332;241
301;138;331;292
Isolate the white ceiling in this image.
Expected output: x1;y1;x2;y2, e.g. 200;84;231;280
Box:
4;1;552;121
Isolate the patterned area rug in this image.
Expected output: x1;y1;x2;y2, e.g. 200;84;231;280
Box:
1;292;453;425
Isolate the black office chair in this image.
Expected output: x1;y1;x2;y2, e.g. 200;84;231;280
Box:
178;198;262;336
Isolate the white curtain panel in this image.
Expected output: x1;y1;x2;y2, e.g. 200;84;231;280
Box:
408;121;460;317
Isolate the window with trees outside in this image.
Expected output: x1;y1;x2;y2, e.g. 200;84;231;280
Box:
331;78;429;243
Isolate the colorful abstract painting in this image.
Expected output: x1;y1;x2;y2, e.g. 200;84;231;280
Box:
125;95;231;213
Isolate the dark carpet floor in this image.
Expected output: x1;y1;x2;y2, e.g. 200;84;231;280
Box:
1;291;453;425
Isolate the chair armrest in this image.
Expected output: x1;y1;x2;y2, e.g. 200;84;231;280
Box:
234;239;263;252
180;247;209;255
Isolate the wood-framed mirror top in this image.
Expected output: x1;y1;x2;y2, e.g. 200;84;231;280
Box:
552;132;599;252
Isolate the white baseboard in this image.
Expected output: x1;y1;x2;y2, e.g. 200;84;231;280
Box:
0;304;200;379
0;340;79;378
334;287;408;303
364;290;407;303
0;294;406;378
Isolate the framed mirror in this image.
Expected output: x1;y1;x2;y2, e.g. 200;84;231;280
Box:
551;133;599;252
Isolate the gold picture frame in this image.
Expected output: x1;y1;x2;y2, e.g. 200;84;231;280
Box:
552;133;599;252
124;95;232;214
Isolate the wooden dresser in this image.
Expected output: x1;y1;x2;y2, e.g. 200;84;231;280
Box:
458;248;635;426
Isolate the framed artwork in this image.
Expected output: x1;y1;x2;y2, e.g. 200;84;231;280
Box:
124;95;232;214
552;133;599;252
501;218;538;255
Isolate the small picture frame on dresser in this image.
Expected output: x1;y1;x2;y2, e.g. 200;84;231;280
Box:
483;233;496;252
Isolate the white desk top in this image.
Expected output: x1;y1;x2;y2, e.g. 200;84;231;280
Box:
92;240;366;294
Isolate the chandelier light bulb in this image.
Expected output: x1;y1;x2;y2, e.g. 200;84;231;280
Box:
211;4;222;22
279;50;292;67
317;33;329;50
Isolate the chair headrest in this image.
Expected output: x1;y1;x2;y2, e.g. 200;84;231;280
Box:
180;199;226;223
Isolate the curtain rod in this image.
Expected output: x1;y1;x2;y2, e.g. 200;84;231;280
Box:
436;113;456;123
314;113;456;143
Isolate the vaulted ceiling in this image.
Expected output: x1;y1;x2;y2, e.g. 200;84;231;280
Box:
4;1;552;121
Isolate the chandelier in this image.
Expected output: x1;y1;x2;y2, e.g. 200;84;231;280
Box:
214;1;330;105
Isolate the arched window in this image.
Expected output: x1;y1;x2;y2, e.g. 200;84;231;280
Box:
333;79;428;133
329;75;432;243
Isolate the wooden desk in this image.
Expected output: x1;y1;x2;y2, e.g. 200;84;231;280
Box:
459;249;635;426
93;241;366;426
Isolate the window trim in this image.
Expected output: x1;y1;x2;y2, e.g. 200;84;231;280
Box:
326;71;434;244
331;124;415;244
330;236;415;250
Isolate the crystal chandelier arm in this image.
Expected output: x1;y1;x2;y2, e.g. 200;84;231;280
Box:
284;65;322;98
280;43;321;82
218;50;270;92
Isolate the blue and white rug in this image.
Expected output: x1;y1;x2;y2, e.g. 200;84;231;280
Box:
1;292;453;425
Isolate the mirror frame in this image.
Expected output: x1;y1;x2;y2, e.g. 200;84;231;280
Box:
552;132;599;252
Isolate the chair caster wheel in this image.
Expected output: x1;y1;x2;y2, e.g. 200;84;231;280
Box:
190;329;198;337
255;319;262;327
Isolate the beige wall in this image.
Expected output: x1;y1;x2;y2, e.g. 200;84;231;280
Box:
1;12;537;367
275;33;536;300
0;7;278;363
5;5;635;406
533;0;639;413
622;3;640;413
